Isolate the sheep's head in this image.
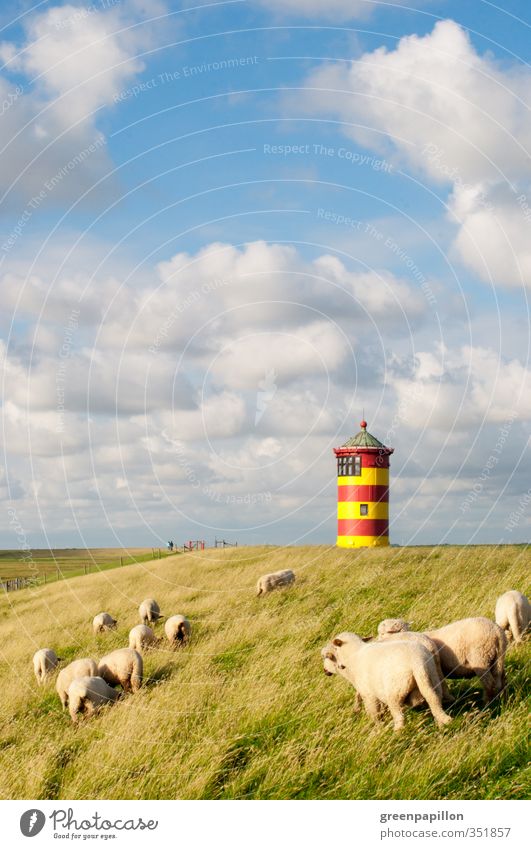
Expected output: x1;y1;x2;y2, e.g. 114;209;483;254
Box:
320;643;339;676
377;618;411;636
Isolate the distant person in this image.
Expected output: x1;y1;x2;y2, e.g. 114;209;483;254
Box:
168;540;174;552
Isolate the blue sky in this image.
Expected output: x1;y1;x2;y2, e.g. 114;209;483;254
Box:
1;0;530;549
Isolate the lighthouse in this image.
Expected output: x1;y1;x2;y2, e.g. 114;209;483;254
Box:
333;420;394;548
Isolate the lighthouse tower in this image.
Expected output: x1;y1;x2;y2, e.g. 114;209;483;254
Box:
333;420;394;548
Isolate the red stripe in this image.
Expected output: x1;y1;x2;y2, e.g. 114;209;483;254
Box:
337;519;389;537
337;485;389;503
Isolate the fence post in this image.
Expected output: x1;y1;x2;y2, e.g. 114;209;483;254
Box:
120;556;123;567
44;572;46;584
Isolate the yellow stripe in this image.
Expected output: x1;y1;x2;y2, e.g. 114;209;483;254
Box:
337;535;389;548
337;502;389;520
337;468;389;486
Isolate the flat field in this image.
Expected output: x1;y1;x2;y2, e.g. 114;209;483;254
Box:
0;544;529;799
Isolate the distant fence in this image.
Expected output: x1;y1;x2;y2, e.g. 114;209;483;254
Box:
0;549;172;593
183;540;206;551
214;538;238;548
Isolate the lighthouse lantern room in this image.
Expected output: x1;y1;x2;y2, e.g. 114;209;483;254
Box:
333;420;394;548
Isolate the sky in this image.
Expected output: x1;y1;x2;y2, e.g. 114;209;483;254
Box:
1;0;531;549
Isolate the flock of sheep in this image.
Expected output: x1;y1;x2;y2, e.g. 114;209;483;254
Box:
32;598;191;723
322;588;530;732
31;565;529;733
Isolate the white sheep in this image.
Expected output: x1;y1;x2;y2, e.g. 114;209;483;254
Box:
378;617;507;704
256;569;295;596
128;624;158;653
164;614;191;647
56;658;98;709
495;590;531;644
68;676;120;723
98;648;143;693
321;632;452;731
33;648;60;684
139;598;163;626
376;628;453;704
92;612;117;634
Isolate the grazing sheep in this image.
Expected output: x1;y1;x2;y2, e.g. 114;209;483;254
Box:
92;612;117;634
56;658;98;709
164;614;191;647
98;648;143;693
378;617;507;704
495;590;531;644
33;649;60;684
68;676;120;723
256;569;295;596
321;632;452;731
139;598;163;626
376;628;454;704
129;624;158;653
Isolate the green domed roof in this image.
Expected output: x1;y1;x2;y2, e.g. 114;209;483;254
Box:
342;420;385;448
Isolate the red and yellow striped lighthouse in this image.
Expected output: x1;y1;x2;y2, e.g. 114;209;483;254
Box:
333;420;394;548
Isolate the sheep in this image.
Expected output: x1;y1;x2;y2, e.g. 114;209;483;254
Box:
376;627;454;704
92;612;117;634
98;648;143;693
68;676;120;723
321;632;452;731
377;617;507;704
256;569;295;596
56;658;98;709
139;598;163;626
495;590;531;644
164;614;191;647
128;624;159;653
33;648;60;684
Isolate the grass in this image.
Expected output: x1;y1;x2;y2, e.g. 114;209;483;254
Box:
0;547;174;585
0;544;529;800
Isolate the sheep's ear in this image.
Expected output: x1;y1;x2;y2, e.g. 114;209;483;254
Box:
361;636;373;643
332;638;345;647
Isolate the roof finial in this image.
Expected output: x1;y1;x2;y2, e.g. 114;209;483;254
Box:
360;409;367;430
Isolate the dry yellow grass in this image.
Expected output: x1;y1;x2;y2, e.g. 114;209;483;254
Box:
0;544;529;799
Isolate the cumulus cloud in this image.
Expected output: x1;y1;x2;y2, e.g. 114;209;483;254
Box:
300;19;531;289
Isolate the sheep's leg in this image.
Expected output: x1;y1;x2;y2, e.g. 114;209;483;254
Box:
387;698;406;731
362;695;382;724
120;677;132;693
508;610;522;644
352;691;361;713
474;668;499;705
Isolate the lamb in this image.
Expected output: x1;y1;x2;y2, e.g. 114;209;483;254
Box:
92;612;117;634
321;632;452;731
139;598;163;626
164;614;191;647
495;590;530;644
98;648;143;693
68;676;120;723
378;617;507;704
256;569;295;596
128;624;159;653
33;648;60;684
56;658;98;709
376;627;453;704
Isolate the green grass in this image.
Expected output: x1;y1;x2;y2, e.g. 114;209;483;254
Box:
0;547;175;585
0;544;529;800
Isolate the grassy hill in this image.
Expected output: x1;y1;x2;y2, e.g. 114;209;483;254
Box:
0;544;529;800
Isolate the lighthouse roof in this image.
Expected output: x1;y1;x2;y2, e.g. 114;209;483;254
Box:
342;420;386;448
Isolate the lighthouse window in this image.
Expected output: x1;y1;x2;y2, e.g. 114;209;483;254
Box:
360;504;369;516
337;456;362;476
